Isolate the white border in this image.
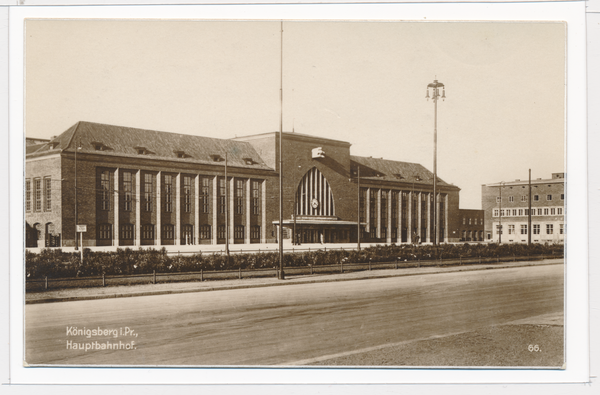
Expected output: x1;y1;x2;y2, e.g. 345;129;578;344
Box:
8;2;588;385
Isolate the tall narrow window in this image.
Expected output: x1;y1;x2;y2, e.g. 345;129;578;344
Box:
162;224;174;240
520;224;528;234
546;224;553;234
98;224;112;240
508;225;515;234
236;179;244;215
44;177;51;211
560;224;564;234
183;176;191;213
391;191;398;222
218;224;226;239
381;191;387;223
101;171;111;211
533;224;540;234
202;178;210;214
252;180;260;215
144;174;153;211
120;224;134;240
370;190;377;226
123;172;132;211
219;178;226;214
251;225;260;239
34;178;42;212
359;188;366;223
26;179;31;212
142;224;154;240
164;174;173;212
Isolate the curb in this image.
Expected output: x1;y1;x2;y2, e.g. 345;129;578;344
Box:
25;260;562;305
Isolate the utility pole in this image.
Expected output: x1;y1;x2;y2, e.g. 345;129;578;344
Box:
225;152;230;265
426;79;446;245
499;182;504;244
528;169;532;245
357;166;361;251
278;20;285;280
74;139;80;251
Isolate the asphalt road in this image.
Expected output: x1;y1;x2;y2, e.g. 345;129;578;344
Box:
25;263;564;366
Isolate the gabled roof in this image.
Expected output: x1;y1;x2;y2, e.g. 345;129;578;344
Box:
350;155;458;189
29;121;273;170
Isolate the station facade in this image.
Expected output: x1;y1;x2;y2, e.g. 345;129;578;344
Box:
481;173;565;243
26;121;463;248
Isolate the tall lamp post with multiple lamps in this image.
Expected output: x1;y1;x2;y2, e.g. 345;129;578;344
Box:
426;79;446;245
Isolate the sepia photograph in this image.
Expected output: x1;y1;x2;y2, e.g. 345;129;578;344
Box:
23;19;566;368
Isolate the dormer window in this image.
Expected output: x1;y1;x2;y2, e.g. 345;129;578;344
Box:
415;175;422;181
173;150;187;159
134;146;147;155
49;141;59;149
393;173;404;179
210;154;224;162
91;141;104;151
243;157;255;165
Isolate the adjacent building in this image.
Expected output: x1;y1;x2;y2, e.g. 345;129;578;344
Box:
26;121;464;248
481;173;565;243
458;208;485;242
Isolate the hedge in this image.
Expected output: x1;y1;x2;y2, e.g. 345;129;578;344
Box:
25;243;564;280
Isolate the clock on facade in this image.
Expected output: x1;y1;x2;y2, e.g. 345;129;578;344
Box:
311;198;319;209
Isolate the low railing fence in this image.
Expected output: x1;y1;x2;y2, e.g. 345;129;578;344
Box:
26;252;563;292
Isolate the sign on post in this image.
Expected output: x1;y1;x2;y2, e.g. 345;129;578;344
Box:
76;225;87;233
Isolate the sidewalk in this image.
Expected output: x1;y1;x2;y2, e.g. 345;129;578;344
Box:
25;258;563;304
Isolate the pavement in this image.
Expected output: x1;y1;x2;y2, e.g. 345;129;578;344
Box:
25;258;563;305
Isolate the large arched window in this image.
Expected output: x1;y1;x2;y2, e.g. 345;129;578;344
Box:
295;167;335;216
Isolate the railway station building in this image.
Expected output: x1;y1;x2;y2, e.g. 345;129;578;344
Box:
25;121;464;248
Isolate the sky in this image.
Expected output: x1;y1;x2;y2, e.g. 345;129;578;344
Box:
25;20;565;209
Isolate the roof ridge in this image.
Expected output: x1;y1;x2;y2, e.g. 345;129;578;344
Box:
64;121;81;151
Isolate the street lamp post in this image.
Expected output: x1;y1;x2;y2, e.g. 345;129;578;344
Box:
357;166;361;251
426;79;446;246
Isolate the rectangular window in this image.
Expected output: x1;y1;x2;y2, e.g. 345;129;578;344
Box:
521;195;527;202
462;217;466;225
141;224;154;240
219;178;226;214
120;224;134;240
534;195;539;201
500;210;505;217
560;224;564;234
162;224;174;240
34;178;42;211
252;180;260;216
98;224;112;240
547;194;552;201
26;179;31;211
551;208;555;215
537;208;542;215
511;209;516;216
44;177;51;211
101;171;111;211
561;194;564;200
469;218;472;225
200;225;211;239
533;224;540;234
558;208;563;215
236;179;244;215
496;196;501;203
496;225;502;235
508;225;515;234
164;174;173;212
123;172;132;211
525;209;530;215
518;209;523;216
544;208;549;215
144;173;153;211
546;224;553;234
234;225;244;239
520;224;528;235
251;225;260;239
201;177;211;214
218;224;226;239
493;209;499;217
183;176;191;213
509;196;514;202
